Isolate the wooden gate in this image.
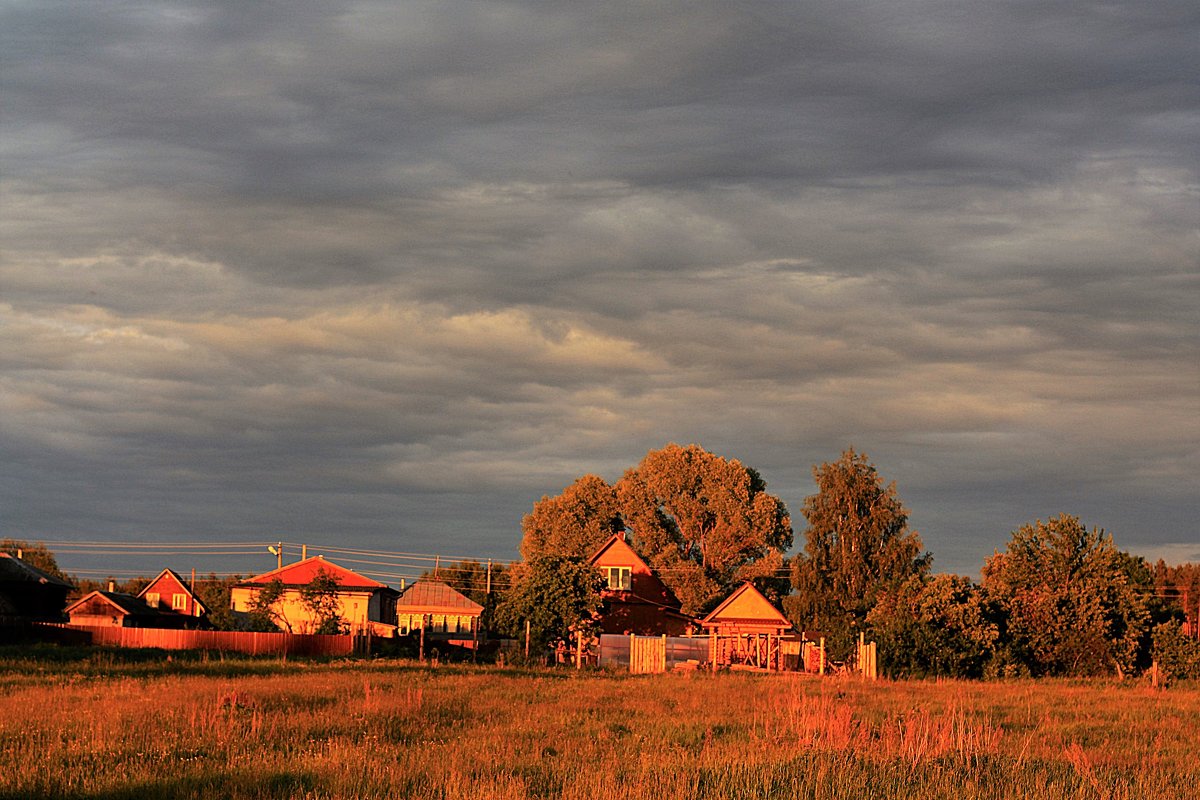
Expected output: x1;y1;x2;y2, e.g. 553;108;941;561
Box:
629;634;667;674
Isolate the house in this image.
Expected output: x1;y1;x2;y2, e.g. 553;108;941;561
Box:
700;581;793;670
589;532;694;636
229;555;399;635
0;553;73;622
395;580;483;643
65;590;188;628
136;568;208;622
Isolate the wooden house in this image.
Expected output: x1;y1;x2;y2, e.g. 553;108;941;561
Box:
589;533;694;636
229;555;399;635
0;553;73;622
65;590;187;628
137;568;208;621
700;581;793;670
395;580;483;642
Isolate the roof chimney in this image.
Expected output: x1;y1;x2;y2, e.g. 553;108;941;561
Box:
108;580;115;593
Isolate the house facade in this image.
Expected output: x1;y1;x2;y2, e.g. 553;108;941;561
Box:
395;580;483;642
230;556;399;635
65;590;187;628
589;533;693;636
137;568;208;621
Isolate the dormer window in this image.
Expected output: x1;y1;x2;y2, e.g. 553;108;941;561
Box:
606;567;631;591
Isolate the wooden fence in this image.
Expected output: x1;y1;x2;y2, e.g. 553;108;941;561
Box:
56;625;362;657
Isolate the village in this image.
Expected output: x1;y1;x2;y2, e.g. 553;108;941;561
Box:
0;533;872;677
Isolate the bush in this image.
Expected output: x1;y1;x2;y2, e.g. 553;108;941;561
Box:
1150;621;1200;681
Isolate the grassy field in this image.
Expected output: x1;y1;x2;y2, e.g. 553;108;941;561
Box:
1;648;1197;799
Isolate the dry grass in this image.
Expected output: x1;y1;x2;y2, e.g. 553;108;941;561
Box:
1;652;1196;799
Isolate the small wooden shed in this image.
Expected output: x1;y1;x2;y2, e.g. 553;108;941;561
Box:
700;582;793;671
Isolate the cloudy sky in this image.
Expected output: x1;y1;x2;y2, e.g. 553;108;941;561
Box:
2;1;1197;581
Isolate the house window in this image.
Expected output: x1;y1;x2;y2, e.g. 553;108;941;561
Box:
607;567;631;591
172;593;187;610
145;593;160;608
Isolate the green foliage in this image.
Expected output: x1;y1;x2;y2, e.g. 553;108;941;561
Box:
1151;621;1200;681
517;444;792;616
789;448;930;658
245;578;287;632
867;574;1001;679
493;556;603;650
616;444;793;614
299;570;347;635
0;539;71;584
520;475;625;561
192;574;244;631
982;514;1149;677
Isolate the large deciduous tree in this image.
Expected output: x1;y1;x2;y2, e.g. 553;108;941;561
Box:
493;556;604;652
789;448;929;656
515;444;791;616
616;443;792;614
519;475;624;561
981;513;1148;677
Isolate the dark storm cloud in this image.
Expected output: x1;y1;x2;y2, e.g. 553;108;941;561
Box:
1;1;1196;577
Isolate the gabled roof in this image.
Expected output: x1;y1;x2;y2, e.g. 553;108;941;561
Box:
396;580;483;614
0;553;73;588
701;582;791;629
137;568;209;615
65;590;161;618
239;556;389;590
588;532;683;610
588;533;650;570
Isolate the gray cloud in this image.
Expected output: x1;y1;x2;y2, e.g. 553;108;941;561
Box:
1;1;1196;578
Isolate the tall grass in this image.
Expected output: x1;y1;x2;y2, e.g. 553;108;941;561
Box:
1;654;1195;799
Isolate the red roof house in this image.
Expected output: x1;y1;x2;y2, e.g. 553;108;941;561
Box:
230;555;399;635
589;533;694;636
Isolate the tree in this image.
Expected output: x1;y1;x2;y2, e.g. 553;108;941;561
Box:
244;578;287;632
300;570;347;635
789;448;929;657
191;574;244;631
1;539;70;584
520;475;624;561
866;573;1001;678
615;443;792;613
493;556;604;652
981;514;1149;677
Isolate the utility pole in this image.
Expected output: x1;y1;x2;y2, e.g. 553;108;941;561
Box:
486;559;492;595
434;555;440;579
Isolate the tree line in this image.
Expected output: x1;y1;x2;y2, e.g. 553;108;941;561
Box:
5;442;1198;681
478;444;1200;680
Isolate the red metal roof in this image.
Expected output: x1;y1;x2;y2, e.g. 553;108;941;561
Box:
240;556;387;589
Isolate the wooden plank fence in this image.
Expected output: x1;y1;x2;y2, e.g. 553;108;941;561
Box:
54;624;361;657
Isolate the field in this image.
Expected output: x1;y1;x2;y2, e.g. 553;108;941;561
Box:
2;649;1197;800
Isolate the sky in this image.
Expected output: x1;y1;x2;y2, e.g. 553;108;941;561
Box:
2;1;1197;584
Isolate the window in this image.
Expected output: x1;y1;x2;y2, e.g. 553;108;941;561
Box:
145;593;160;608
172;593;187;610
607;566;631;591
